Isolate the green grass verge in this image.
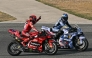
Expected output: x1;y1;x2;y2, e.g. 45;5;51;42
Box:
0;11;16;22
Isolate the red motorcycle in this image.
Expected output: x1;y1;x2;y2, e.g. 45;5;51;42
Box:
7;28;58;56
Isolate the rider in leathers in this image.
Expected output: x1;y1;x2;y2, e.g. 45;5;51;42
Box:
21;15;41;46
52;13;73;48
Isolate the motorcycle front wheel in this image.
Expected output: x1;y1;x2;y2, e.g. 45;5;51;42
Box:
7;41;22;56
44;42;58;55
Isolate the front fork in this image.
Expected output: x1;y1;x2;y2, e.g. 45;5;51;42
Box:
48;39;55;48
78;35;85;44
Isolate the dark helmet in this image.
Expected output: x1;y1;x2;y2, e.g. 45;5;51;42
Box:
29;15;37;24
29;15;37;21
62;13;68;21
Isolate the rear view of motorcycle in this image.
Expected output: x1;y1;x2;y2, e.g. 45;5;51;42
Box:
7;28;58;56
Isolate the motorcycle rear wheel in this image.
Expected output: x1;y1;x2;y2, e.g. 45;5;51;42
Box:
75;39;89;51
7;41;22;56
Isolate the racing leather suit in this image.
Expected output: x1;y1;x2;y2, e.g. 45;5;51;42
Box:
52;18;72;31
22;17;41;37
21;17;41;46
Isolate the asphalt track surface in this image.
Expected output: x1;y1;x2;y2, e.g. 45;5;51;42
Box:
0;23;92;58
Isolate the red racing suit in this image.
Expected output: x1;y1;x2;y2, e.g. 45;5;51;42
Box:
22;18;40;38
21;16;41;46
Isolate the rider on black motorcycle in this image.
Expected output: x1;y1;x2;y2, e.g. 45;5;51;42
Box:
52;13;72;48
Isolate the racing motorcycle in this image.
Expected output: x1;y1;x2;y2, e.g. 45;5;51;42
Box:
41;24;89;51
7;28;58;56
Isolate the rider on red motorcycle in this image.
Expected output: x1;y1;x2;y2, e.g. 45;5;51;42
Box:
21;15;41;46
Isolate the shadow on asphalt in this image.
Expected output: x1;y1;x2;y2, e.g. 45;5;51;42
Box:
56;48;92;55
17;48;92;56
0;46;91;56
